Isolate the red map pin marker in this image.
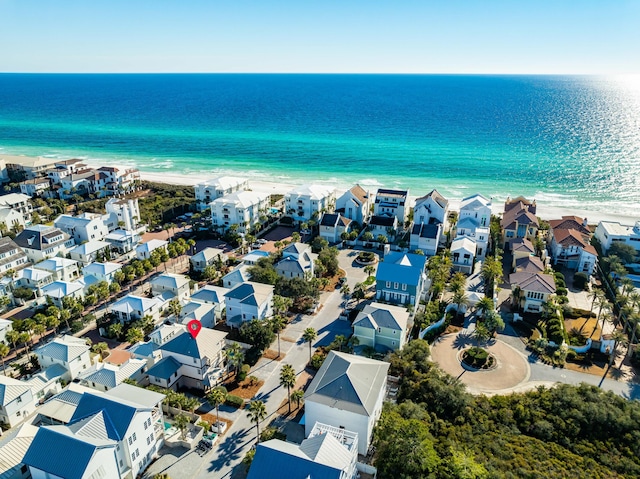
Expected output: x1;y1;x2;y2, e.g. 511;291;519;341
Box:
187;319;202;339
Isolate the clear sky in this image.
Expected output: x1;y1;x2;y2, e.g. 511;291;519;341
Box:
1;0;639;74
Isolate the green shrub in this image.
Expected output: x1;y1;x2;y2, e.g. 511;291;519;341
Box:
554;272;565;281
310;353;326;370
556;287;568;296
238;364;250;381
573;272;589;290
225;394;244;408
555;279;566;288
260;426;287;442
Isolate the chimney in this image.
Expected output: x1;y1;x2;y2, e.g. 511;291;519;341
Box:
582;217;588;227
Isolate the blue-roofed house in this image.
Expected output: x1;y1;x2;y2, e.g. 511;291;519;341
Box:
352;302;410;352
375;252;427;307
222;264;251;289
110;294;164;324
32;257;80;282
190;285;228;321
0;376;35;428
36;383;92;426
22;425;119;479
150;273;191;301
24;383;165;479
69;240;112;266
178;301;216;329
82;261;123;284
41;280;84;308
319;212;352;244
135;239;168;260
150;326;228;391
0;423;38;479
190;247;228;272
274;242;316;280
247;422;360;479
26;363;67;401
35;335;92;381
77;358;147;392
224;281;274;328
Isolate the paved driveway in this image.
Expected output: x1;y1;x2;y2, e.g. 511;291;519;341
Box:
337;248;375;289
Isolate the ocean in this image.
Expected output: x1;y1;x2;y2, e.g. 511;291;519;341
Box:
0;74;639;216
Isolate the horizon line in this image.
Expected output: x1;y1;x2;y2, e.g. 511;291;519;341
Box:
0;71;635;76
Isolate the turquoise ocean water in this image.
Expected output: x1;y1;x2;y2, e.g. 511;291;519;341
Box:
0;74;639;215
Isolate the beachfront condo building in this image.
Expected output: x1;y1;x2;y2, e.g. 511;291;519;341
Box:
210;190;270;234
195;176;250;211
373;188;409;225
285;184;336;222
595;220;640;257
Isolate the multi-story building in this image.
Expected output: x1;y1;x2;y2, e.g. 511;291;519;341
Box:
335;184;371;225
34;335;92;381
195;176;249;211
105;197;141;231
210;191;270;234
501;196;538;247
0;193;33;223
19;177;51;197
375;252;427;306
0;376;35;428
13;225;74;263
0;237;29;275
54;213;110;244
548;216;597;275
285;184;336;222
224;281;274;328
373;188;409;225
595;220;640;256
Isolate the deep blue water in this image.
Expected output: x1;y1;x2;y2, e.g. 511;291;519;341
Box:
1;74;639;215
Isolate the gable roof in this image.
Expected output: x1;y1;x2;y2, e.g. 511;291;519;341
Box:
415;189;449;209
549;216;590;235
69;240;110;256
191;285;228;304
41;280;83;299
0;424;38;479
105;383;165;408
150;272;190;290
305;351;389;416
22;426;114;479
78;359;146;389
0;376;32;406
460;193;491;211
511;237;535;254
136;239;168;254
82;261;122;277
509;272;556;294
69;391;141;441
225;281;274;307
14;225;70;251
161;327;228;360
450;236;476;255
111;294;162;314
515;256;545;273
147;356;182;381
553;228;589;248
191;247;226;263
353;302;409;332
376;252;426;286
36;335;89;362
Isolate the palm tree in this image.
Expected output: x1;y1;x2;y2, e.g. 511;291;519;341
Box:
511;285;522;311
126;327;144;345
246;400;268;444
174;414;191;440
364;265;375;278
91;342;109;359
271;315;287;358
609;329;629;367
451;291;469;318
472;323;491;350
225;342;244;377
0;343;10;376
206;386;228;432
476;296;494;318
290;389;304;410
594;297;612;337
302;327;317;362
6;330;20;352
279;364;296;413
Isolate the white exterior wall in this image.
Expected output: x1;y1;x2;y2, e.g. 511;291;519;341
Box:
225;295;273;324
123;410;160;477
36;349;92;381
210;192;269;234
285;188;336;222
304;402;372;456
0;389;35;428
0;208;26;231
106;198;140;231
0;245;28;274
336;190;369;224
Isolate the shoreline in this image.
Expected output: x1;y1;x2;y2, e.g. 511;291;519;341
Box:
139;171;638;226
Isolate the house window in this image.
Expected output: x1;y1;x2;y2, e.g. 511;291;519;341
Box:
394;282;399;289
402;284;407;291
386;281;391;288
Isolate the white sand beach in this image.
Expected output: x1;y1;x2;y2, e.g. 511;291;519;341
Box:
140;171;638;226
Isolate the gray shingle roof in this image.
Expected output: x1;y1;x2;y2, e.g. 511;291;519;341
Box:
304;351;389;416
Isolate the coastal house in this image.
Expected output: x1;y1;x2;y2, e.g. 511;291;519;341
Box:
373;188;409;225
335;184;371;225
195;176;249;211
224;281;274;328
352;302;410;352
248;422;360;479
23;384;166;479
595;220;640;256
111;294;164;324
177;301;217;329
54;213;110;244
190;247;228;272
459;193;491;227
210;190;270;234
69;240;112;265
375;252;427;307
367;215;398;238
14;267;54;294
0;237;29;275
35;335;92;381
105;197;141;231
501;196;539;247
509;271;556;313
19;177;51;197
136;239;168;261
450;236;476;274
285;184;336;222
510;237;536;269
0;193;33;223
0;376;36;428
190;285;228;321
148;326;228;391
3;155;58;180
319;212;352;244
274;242;316;280
548;216;597;275
150;273;191;301
241;250;270;266
13;225;74;263
413;189;449;227
45;158;87;185
0;423;38;479
0;157;7;184
41;280;84;308
76;358;147;392
304;351;389;456
409;222;442;256
32;257;80;282
148;323;185;347
222;264;251;289
82;261;123;284
96;166;140;196
105;229;141;254
0;319;13;346
0;207;27;234
58;169;99;199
